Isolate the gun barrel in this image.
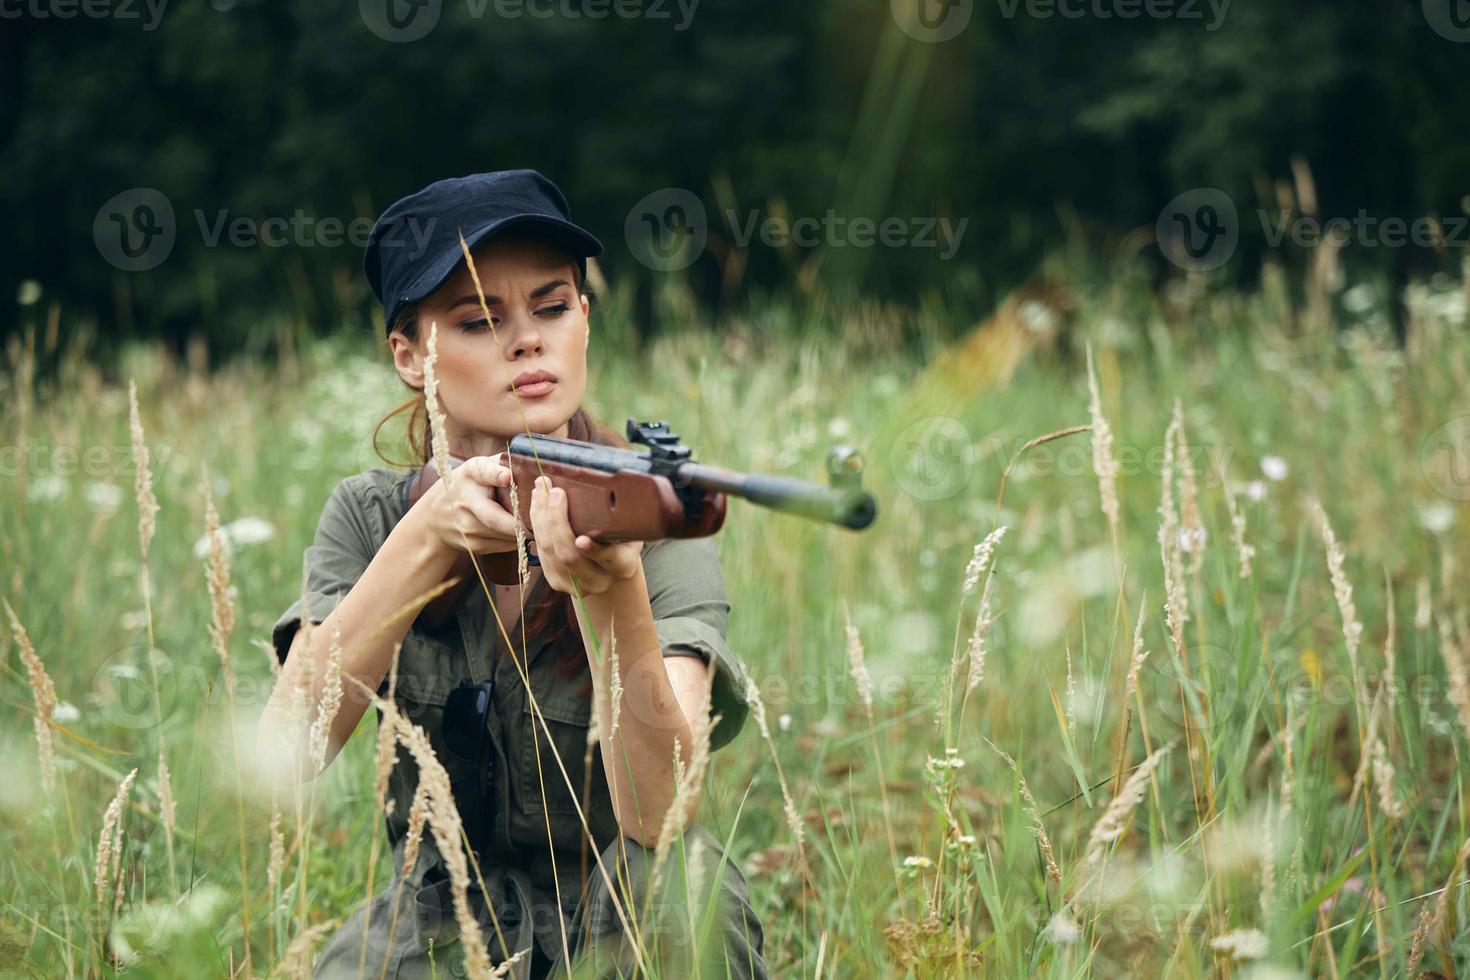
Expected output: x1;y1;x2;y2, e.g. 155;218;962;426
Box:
677;462;877;530
509;432;878;531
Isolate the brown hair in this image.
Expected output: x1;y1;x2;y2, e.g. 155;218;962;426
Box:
369;255;633;681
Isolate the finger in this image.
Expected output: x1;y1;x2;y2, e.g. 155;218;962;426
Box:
457;453;513;489
461;491;517;540
532;477;594;581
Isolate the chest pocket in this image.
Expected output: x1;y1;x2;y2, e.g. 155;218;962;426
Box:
382;626;493;868
391;628;466;717
507;641;617;852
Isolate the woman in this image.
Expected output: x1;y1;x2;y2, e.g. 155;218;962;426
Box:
259;170;768;979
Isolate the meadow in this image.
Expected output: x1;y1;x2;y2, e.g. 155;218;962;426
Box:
4;265;1470;977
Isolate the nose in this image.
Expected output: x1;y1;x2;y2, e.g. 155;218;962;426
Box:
503;314;545;360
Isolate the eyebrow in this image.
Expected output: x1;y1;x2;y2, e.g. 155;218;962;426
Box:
446;279;571;310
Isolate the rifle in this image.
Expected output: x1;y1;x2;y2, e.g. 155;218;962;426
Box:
404;418;877;589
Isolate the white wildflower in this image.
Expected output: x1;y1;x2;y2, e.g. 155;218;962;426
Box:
1210;928;1269;961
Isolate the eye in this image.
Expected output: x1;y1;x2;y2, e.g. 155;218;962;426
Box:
459;317;494;332
537;302;571;318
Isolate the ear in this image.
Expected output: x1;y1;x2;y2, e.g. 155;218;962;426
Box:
388;331;425;390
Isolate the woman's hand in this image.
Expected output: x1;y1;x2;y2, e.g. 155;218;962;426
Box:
413;454;522;558
530;474;644;596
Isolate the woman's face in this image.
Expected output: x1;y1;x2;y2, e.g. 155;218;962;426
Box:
388;233;590;457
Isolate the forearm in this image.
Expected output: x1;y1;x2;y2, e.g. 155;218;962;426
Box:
571;569;696;846
260;509;458;775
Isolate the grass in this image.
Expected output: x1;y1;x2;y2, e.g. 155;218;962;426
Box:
3;265;1470;977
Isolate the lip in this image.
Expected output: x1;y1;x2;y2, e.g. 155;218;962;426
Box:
509;370;558;398
511;379;556;398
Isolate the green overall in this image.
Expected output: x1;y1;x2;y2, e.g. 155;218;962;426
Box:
271;468;768;979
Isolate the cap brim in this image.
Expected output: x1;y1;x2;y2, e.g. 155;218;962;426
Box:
399;214;604;313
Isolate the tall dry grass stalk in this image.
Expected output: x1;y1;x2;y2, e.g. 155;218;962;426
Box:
844;605;875;712
274;920;336;980
1413;832;1470;974
652;671;718;891
1085;343;1120;539
1123;593;1149;706
1349;684;1386;809
424;320;454;497
4;598;56;797
1110;592;1154;798
1082;740;1174;868
1435;614;1470;744
607;625;623;739
1158;410;1188;659
1368;738;1404;821
94;767;138;906
1172;402;1204;578
128;380;166;720
156;743;179;900
267;806;286;893
1222;482;1254;580
389;712;496;979
1310;500;1367;715
948;526;1007;732
357;648;403;979
1259;796;1276;919
307;626;345;773
127;378;160;579
985;740;1062;887
202;478;252;971
1382;571;1398;683
965;575;997;696
840;601;904;906
508;472;529;585
744;677;806;858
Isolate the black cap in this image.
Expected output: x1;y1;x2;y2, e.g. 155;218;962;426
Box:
363;169;603;332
